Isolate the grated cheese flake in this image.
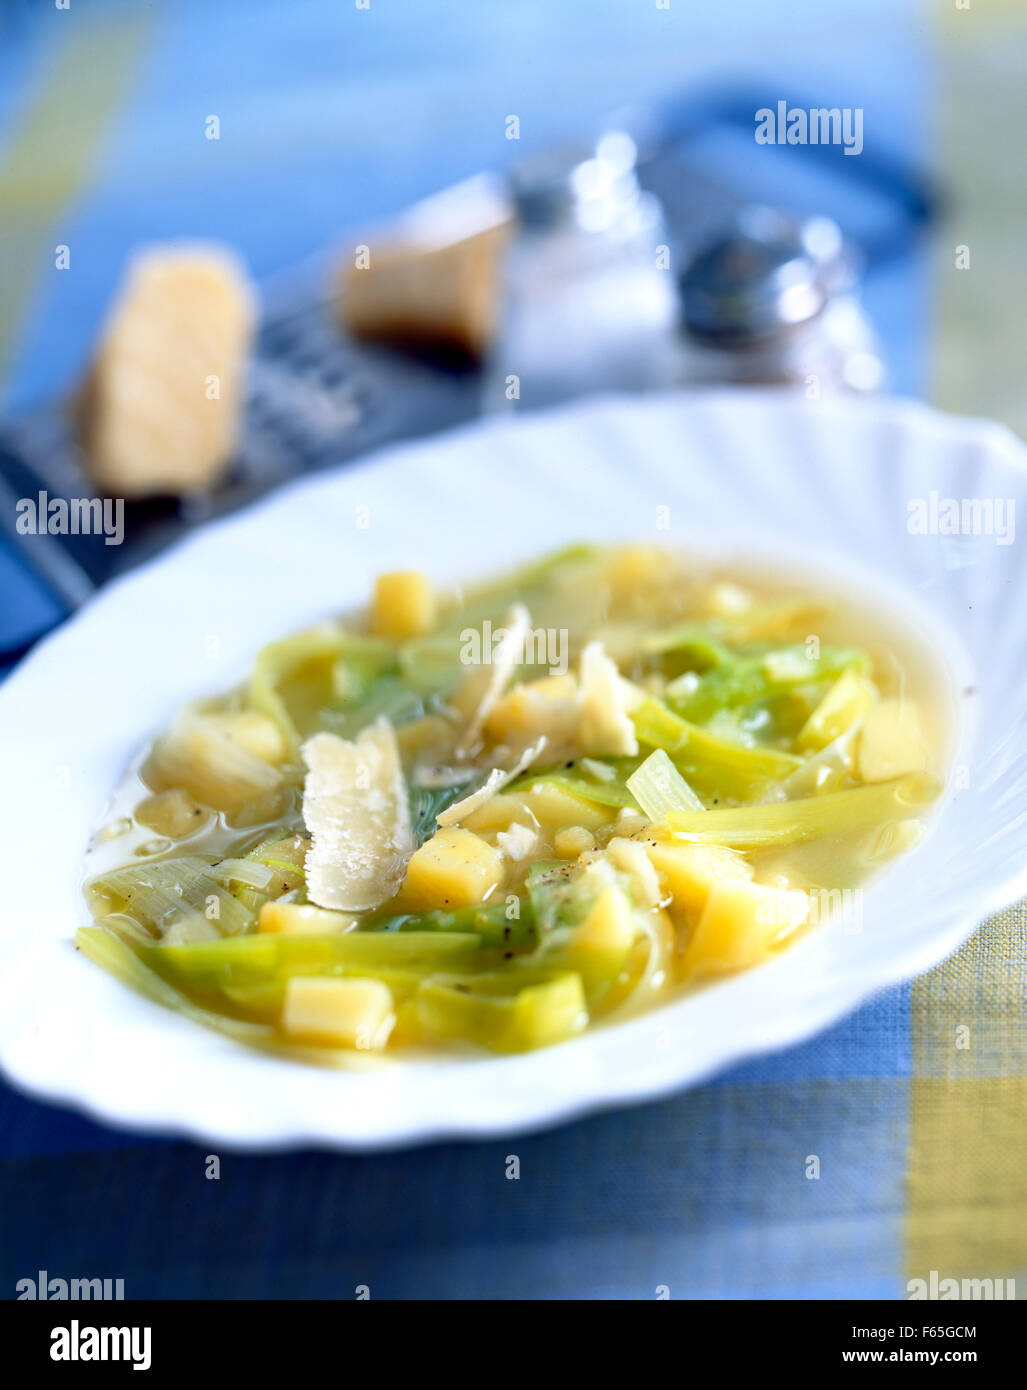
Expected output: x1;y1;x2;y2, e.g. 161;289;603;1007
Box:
496;822;540;862
454;603;530;758
436;737;547;827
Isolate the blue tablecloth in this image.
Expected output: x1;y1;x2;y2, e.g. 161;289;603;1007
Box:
7;0;1011;1302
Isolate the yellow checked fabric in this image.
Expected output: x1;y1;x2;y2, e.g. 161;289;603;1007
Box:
918;4;1027;1294
907;906;1027;1286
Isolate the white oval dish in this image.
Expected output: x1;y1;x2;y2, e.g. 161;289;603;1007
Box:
1;389;1024;1150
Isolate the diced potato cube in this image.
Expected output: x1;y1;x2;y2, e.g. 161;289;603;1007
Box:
258;902;356;935
642;840;752;919
370;571;437;639
679;878;809;983
483;674;580;747
553;825;596;858
206;710;288;765
857;698;931;782
135;788;213;840
574;884;636;954
461;792;537;836
400;827;504;910
281;976;394;1048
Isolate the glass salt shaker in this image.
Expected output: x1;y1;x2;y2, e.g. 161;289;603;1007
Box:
673;206;884;394
484;132;678;412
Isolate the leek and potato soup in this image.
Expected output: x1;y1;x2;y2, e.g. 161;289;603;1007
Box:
80;546;945;1059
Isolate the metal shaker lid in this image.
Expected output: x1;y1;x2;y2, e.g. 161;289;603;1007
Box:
510;131;643;233
679;206;852;346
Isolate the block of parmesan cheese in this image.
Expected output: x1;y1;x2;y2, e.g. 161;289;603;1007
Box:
340;174;513;360
77;244;255;496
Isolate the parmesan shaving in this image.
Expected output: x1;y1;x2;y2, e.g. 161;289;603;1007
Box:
454;603;530;758
496;822;540;862
436;737;547;827
579;641;639;757
301;720;413;911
